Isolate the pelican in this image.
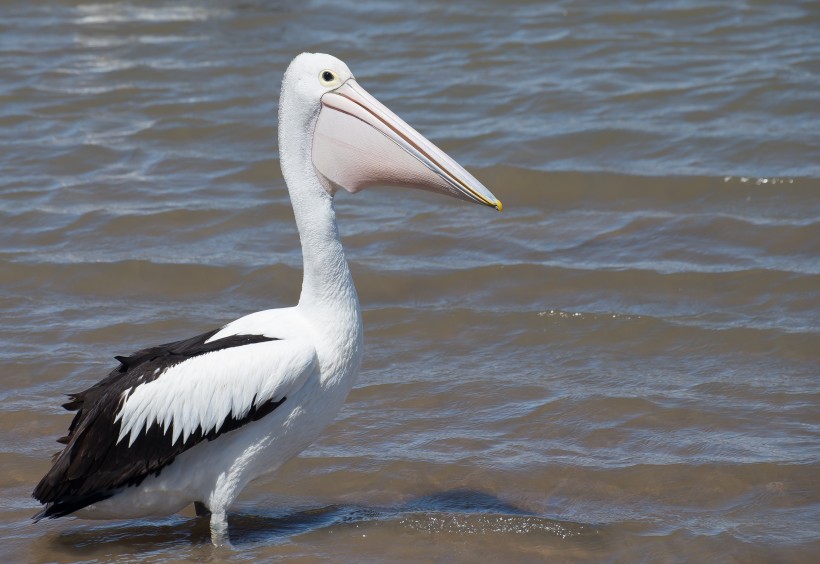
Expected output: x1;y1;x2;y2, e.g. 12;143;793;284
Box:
32;53;501;546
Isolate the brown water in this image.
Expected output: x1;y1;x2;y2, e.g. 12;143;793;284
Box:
2;1;819;562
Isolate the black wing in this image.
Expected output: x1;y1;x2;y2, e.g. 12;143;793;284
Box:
32;328;283;519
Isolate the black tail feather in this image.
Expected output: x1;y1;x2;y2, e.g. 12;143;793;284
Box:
32;491;114;522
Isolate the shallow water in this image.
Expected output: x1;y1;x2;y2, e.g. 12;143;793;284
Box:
1;0;818;562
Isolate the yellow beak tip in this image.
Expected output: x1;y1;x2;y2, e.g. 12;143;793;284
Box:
495;199;503;212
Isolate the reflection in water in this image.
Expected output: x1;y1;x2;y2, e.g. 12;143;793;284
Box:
48;490;596;554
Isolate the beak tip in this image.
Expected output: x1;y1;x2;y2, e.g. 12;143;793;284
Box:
494;199;503;212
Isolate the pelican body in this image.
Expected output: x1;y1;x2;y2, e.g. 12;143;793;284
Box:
33;53;501;545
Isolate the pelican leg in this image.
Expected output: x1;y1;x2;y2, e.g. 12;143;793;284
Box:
209;510;230;547
194;501;211;517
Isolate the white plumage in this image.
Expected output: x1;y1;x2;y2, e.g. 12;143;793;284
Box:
33;52;501;546
115;338;317;447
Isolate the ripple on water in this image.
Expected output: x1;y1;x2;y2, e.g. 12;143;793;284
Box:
1;0;819;561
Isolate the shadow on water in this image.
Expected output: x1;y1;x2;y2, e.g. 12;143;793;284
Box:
49;489;599;552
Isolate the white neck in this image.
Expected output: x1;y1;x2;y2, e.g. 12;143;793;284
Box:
278;80;360;334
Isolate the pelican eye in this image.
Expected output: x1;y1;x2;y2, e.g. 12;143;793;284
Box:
320;70;338;86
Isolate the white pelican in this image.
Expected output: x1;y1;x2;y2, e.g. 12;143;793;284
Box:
32;53;501;546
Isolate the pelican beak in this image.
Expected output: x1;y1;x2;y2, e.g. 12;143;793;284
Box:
312;79;502;211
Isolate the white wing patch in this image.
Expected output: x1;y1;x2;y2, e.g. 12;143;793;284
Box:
114;339;316;447
208;307;305;343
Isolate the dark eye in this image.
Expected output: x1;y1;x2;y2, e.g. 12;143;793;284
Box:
319;69;339;86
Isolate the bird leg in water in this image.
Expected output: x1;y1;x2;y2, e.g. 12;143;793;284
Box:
194;501;211;517
209;510;230;547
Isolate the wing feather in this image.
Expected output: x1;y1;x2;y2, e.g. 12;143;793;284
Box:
33;329;316;520
117;339;315;446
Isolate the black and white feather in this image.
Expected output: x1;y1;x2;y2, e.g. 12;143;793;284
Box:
33;326;316;520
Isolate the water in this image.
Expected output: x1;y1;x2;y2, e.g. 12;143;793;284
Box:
2;0;818;561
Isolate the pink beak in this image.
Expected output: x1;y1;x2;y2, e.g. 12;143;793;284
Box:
312;79;502;211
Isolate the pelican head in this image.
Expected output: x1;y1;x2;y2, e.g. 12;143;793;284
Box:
280;52;502;211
